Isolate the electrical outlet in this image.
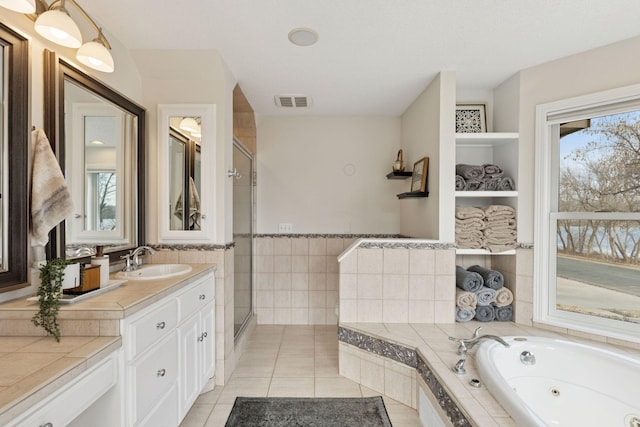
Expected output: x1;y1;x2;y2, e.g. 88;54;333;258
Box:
278;223;293;233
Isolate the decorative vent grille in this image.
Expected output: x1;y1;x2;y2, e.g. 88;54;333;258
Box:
274;95;312;108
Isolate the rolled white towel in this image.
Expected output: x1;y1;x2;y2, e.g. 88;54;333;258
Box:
494;287;514;307
456;289;477;310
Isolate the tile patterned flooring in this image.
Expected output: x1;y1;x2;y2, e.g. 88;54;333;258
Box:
180;325;421;426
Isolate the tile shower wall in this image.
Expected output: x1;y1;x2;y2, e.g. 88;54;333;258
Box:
255;236;358;325
339;245;457;324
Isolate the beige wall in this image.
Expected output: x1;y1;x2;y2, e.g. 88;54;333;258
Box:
400;71;456;241
256;116;402;234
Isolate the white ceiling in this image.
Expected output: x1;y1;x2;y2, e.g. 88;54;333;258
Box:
81;0;640;116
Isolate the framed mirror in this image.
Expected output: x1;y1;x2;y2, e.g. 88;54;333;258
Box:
44;53;145;261
158;104;215;242
0;23;28;292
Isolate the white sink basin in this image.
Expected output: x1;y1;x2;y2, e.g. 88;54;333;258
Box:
116;264;192;281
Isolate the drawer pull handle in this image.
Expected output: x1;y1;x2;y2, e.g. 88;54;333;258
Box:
198;334;204;342
203;332;208;338
199;294;206;300
157;368;166;377
41;423;53;427
156;321;166;329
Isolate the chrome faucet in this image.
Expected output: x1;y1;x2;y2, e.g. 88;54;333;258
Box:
449;327;510;355
121;246;156;272
448;327;510;375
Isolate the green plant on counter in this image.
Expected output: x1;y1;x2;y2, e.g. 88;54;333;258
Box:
32;258;71;342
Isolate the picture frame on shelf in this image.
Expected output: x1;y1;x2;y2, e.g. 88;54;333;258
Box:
410;157;429;192
456;104;487;133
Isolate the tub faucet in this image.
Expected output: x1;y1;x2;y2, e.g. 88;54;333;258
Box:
448;327;510;356
121;246;156;272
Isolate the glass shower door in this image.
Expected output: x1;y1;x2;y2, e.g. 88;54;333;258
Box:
233;140;253;338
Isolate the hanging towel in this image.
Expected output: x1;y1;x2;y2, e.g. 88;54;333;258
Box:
467;265;504;290
475;305;495;322
494;305;513;321
493;287;514;307
455;265;484;292
456;288;477;310
30;129;74;246
475;286;497;306
174;176;201;229
456;306;476;323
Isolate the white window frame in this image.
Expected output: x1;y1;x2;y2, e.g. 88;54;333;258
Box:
535;83;640;343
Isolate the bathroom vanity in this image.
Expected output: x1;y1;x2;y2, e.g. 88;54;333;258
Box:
0;263;216;427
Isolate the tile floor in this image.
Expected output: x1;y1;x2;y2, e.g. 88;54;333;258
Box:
180;325;422;426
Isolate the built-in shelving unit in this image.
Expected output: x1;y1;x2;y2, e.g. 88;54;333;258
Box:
455;132;519;255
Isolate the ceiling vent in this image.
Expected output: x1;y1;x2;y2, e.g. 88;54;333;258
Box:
274;94;312;108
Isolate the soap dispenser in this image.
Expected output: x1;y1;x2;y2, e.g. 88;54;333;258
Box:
90;246;110;287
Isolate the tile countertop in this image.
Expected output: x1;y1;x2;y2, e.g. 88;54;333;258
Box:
340;321;640;427
0;263;217;321
0;335;122;426
0;263;216;424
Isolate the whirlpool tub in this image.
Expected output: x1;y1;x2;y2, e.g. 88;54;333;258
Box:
475;336;640;427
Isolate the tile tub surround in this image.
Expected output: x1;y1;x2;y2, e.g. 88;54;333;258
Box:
0;335;121;426
338;321;640;427
338;241;457;324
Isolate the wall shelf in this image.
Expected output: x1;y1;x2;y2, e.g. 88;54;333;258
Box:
386;171;412;179
397;191;428;199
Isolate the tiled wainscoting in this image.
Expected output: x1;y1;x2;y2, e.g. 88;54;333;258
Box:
255;235;393;325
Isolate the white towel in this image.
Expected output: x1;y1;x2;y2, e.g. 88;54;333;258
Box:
30;129;74;246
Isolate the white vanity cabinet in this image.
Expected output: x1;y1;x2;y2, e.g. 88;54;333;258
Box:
11;353;119;427
122;272;216;426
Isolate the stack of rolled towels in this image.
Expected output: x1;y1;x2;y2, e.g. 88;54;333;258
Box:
455;163;515;191
455;205;517;252
455;265;514;323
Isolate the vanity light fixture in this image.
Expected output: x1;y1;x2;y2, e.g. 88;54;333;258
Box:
34;0;82;48
190;125;202;139
0;0;35;13
179;117;199;133
29;0;115;72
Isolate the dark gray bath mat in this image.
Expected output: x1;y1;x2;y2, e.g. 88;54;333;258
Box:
225;396;393;427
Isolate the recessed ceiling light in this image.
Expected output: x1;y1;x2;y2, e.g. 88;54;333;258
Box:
288;28;318;47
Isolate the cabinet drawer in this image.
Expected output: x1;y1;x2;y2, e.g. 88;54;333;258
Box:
178;274;214;322
127;298;178;359
130;332;178;424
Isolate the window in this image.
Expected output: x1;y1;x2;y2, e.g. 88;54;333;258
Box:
535;86;640;341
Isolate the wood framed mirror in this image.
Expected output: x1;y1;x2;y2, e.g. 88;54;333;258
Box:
44;51;146;261
0;23;28;292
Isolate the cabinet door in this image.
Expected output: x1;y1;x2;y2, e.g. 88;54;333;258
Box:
178;312;201;418
199;301;215;385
